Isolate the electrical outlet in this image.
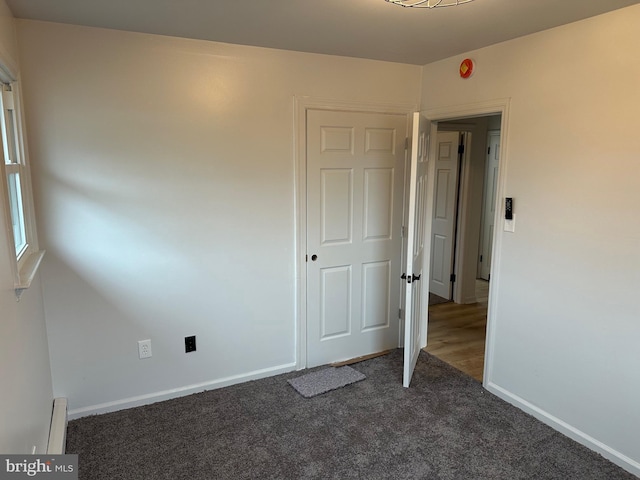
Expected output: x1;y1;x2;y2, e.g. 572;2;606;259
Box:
138;339;152;359
185;335;196;353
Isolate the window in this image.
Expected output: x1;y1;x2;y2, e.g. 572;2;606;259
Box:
0;77;43;294
2;86;28;257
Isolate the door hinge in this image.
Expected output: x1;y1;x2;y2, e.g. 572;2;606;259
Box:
305;254;308;262
401;225;406;238
480;254;483;262
458;144;464;155
487;146;491;155
399;308;403;319
405;138;409;150
450;273;456;282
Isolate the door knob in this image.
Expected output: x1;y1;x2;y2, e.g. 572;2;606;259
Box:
311;254;318;261
406;273;421;284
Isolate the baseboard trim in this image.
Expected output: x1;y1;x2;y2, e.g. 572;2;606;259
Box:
68;362;297;420
47;398;68;454
486;381;640;477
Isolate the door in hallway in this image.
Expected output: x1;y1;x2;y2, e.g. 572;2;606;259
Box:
478;131;500;281
429;131;460;299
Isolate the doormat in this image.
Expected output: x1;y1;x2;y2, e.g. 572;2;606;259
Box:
288;366;366;398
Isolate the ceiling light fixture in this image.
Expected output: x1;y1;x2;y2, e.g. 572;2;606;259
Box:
385;0;474;8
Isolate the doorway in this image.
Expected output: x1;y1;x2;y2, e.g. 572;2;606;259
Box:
426;114;501;381
296;98;508;384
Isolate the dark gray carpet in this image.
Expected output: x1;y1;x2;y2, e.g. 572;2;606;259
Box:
288;366;366;398
66;350;636;480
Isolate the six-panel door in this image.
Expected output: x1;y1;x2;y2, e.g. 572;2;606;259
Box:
306;109;407;367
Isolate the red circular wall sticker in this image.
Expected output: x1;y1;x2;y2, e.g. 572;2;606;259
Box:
459;58;474;79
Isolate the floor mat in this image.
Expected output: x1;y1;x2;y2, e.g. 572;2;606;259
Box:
288;366;366;398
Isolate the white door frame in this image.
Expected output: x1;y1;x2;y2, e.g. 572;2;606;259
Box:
294;96;417;370
422;98;510;385
436;125;477;305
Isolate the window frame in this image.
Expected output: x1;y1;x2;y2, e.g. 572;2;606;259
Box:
0;63;44;296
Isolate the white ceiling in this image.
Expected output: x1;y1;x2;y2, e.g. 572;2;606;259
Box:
6;0;640;65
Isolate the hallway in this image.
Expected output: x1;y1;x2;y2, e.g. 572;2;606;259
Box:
425;280;488;381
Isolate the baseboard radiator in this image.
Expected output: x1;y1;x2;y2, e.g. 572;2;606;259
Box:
47;398;68;454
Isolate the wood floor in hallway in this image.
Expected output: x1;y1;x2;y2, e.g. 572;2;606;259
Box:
425;280;488;382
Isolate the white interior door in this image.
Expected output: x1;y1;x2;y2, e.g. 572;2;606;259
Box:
478;131;500;280
306;109;407;368
403;112;430;387
429;131;460;299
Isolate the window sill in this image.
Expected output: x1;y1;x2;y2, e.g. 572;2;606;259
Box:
15;249;45;300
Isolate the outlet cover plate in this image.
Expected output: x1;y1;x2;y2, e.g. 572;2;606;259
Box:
138;339;152;359
185;335;196;353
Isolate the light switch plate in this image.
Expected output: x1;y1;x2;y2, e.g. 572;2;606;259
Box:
504;214;516;233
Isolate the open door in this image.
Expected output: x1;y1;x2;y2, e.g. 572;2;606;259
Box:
403;112;430;387
478;130;500;281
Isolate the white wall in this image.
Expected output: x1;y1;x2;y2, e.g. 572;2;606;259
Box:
0;0;53;454
15;20;421;416
421;5;640;473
